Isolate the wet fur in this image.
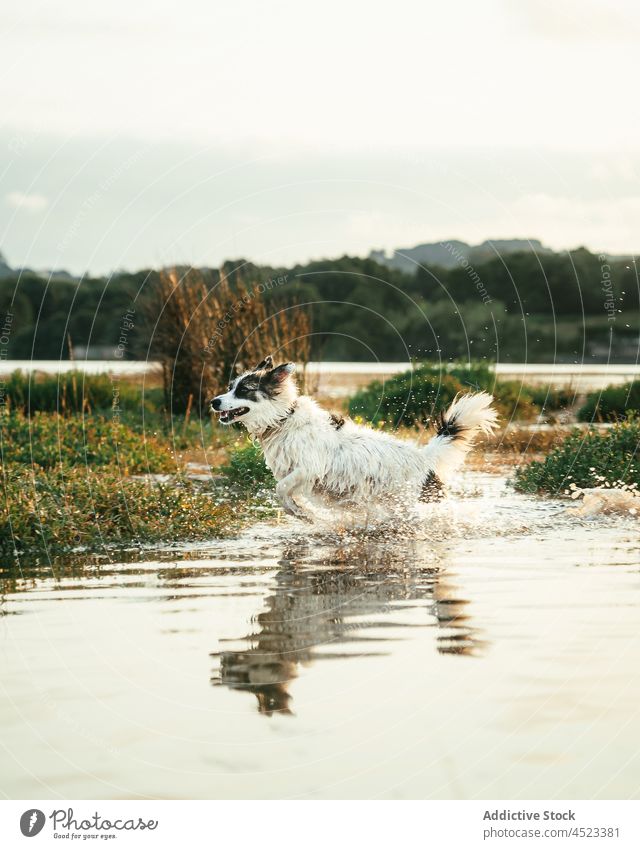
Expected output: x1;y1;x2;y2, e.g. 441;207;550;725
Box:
211;357;498;519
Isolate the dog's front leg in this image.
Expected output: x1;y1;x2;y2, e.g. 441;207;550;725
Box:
276;469;311;521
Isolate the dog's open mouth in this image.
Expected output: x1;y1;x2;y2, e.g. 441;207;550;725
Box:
217;407;250;424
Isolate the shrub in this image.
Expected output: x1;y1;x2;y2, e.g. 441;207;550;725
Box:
578;381;640;422
348;362;539;427
489;380;540;423
527;385;577;412
219;438;274;491
513;417;640;494
0;464;239;556
0;412;176;473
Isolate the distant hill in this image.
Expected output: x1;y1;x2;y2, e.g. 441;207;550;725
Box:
1;243;634;281
0;251;78;282
370;238;554;272
0;251;11;279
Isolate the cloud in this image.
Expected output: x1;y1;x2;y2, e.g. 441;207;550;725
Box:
509;0;640;42
5;191;49;212
510;193;640;254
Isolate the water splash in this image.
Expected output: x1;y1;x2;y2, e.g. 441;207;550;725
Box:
567;484;640;518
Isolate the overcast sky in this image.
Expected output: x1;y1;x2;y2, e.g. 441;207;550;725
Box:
1;0;639;274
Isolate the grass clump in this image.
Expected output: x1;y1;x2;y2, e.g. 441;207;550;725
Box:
0;465;239;556
513;417;640;495
578;382;640;422
348;362;539;427
219;439;274;492
0;409;246;556
0;370;164;415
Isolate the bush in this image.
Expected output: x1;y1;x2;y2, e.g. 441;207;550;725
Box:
0;464;238;556
348;362;539;427
0;370;164;415
513;417;640;495
527;385;577;412
578;381;640;422
489;380;540;423
0;412;176;473
219;438;274;491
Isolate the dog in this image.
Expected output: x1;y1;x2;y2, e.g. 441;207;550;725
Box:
210;355;498;519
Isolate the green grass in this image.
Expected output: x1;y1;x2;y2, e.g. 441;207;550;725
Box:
513;417;640;495
219;438;275;492
0;408;250;557
0;369;164;415
0;369;225;455
0;464;240;556
1;411;177;473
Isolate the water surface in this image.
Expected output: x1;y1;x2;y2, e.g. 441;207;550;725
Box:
1;473;639;799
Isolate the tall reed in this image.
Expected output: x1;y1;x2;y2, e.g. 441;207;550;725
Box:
146;268;311;412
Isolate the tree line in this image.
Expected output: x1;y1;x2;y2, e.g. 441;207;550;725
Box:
0;248;637;363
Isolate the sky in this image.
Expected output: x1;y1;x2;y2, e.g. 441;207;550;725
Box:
1;0;639;275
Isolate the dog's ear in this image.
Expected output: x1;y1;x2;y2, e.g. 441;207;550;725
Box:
265;362;296;383
255;355;273;371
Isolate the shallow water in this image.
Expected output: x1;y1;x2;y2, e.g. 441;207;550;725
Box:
1;473;639;800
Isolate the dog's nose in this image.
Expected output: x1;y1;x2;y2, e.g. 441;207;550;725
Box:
210;397;222;411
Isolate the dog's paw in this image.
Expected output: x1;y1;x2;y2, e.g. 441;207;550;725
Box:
281;496;312;523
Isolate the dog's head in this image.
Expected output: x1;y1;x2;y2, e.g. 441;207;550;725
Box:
209;355;297;428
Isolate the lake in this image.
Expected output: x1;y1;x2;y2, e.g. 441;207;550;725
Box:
2;471;639;799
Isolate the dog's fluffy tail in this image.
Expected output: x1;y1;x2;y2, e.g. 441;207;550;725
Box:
423;391;498;479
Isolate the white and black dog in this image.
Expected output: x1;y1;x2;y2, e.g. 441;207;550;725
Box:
210;356;498;519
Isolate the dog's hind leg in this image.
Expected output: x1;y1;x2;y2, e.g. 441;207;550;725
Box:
275;469;312;521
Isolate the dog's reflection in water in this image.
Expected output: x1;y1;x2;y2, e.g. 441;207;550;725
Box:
211;538;481;715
